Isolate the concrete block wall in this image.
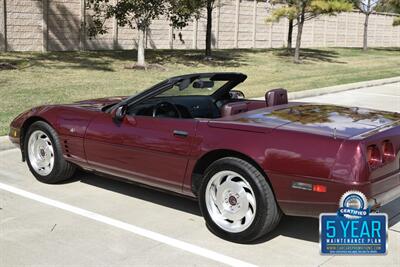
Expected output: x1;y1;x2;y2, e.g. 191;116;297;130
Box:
170;20;194;49
85;7;114;50
5;0;43;51
0;0;4;51
47;0;81;51
0;0;399;52
237;0;254;48
218;0;236;49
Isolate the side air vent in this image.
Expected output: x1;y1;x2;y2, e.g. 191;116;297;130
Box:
64;140;71;158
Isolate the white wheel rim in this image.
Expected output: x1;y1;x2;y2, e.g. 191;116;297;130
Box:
205;170;257;233
28;130;55;176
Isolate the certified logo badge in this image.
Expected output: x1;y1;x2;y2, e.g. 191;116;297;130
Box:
320;191;388;255
338;191;369;219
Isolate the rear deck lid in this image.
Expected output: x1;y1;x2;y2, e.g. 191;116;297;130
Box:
220;104;400;139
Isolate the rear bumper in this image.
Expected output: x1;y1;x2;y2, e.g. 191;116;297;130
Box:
275;171;400;218
368;173;400;210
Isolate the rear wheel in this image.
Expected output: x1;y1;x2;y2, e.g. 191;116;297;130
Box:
198;157;281;243
25;121;76;184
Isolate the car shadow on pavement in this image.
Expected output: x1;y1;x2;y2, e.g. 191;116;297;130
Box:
71;171;322;244
69;171;400;245
254;198;400;244
253;216;320;244
74;170;202;216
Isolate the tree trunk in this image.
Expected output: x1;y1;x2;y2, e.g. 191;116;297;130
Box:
205;2;213;59
137;28;146;66
287;19;293;50
294;12;305;63
363;13;369;51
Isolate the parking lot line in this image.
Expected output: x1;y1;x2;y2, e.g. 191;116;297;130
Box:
0;181;257;267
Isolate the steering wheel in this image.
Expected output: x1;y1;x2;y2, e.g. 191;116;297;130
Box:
152;101;182;118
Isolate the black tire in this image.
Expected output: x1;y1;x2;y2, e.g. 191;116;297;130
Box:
24;121;76;184
198;157;281;243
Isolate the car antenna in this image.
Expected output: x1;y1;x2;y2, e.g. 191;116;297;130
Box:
333;128;337;139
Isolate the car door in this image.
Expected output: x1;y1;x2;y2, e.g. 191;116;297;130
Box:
84;112;199;193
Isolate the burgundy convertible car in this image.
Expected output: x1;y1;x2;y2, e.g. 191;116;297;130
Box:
9;72;400;242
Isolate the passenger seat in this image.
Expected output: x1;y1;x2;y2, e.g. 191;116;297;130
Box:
221;102;248;117
265;88;288;107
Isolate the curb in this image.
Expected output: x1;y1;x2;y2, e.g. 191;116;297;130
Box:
289;76;400;100
254;76;400;100
0;136;15;152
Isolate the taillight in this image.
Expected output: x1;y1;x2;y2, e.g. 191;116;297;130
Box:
382;140;395;162
367;145;382;169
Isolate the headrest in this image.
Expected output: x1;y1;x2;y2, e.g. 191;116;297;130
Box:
265;88;288;107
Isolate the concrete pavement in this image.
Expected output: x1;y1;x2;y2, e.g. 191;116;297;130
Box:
288;76;400;100
1;81;400;266
0;136;15;151
1;148;399;267
297;82;400;112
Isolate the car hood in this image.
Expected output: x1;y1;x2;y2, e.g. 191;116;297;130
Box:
219;104;400;139
69;96;128;110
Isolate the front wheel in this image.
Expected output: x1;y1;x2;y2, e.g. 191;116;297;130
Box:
198;157;281;243
25;121;76;184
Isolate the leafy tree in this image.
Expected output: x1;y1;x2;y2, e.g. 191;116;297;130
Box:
267;0;297;50
287;19;294;49
204;0;216;59
268;0;353;62
351;0;382;51
87;0;196;67
393;0;400;25
376;0;400;25
183;0;217;59
175;0;220;59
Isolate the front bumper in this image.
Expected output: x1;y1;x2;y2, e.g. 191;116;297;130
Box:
8;127;20;146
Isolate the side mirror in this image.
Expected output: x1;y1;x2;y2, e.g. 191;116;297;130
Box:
230;90;245;99
113;105;127;123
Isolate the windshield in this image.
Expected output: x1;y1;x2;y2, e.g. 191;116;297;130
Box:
107;72;247;113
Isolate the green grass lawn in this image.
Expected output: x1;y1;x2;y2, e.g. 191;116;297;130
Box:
1;47;400;135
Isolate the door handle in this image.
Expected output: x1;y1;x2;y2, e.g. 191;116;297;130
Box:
173;130;188;137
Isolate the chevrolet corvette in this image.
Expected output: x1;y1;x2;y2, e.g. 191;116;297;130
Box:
9;72;400;242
